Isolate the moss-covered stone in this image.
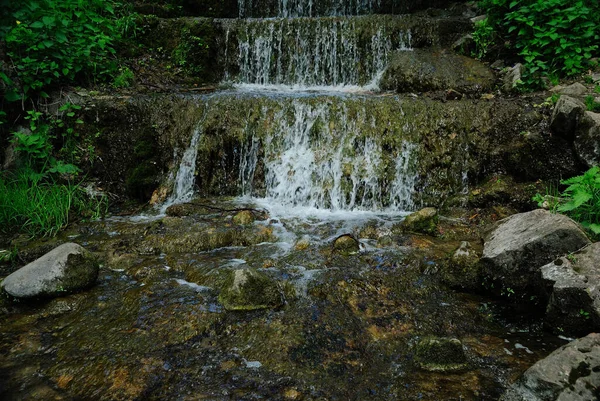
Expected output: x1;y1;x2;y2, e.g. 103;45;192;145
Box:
332;234;360;255
218;269;283;311
232;210;255;225
414;337;467;372
394;208;439;235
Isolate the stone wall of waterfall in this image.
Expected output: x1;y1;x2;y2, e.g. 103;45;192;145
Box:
238;0;383;18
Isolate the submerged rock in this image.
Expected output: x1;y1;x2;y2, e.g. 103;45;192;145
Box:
1;243;99;299
332;234;360;255
550;95;586;139
501;333;600;401
574;111;600;168
394;208;439;235
481;209;590;295
218;269;283;311
538;243;600;335
232;210;255;225
414;337;467;372
380;49;494;94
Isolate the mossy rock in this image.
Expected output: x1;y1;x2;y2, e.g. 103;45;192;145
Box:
233;210;255;225
332;234;360;255
218;269;283;311
394;208;439;236
414;337;467;372
440;241;481;290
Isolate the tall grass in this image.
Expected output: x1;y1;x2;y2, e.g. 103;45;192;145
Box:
0;172;107;237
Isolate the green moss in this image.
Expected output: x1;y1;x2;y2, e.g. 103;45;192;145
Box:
414;337;467;372
218;269;283;311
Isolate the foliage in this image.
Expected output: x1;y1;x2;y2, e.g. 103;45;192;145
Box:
555;166;600;235
113;67;135;88
478;0;600;89
2;0;135;100
0;171;107;237
472;18;495;59
584;96;600;112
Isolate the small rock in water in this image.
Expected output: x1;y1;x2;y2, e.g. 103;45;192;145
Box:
165;203;196;217
332;234;360;255
1;243;99;299
414;337;467;372
218;269;283;311
232;210;255;225
394;207;439;235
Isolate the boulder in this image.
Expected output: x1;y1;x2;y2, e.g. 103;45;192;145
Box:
501;333;600;401
332;234;360;255
1;243;99;299
394;208;439;235
414;337;467;372
481;210;590;294
557;82;588;97
550;96;586;139
574;111;600;168
379;49;495;94
538;243;600;335
218;269;283;311
502;63;522;92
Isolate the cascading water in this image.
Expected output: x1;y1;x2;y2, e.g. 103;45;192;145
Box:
238;0;383;18
235;18;412;89
238;100;417;211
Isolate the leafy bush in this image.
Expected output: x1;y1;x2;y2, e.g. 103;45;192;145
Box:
542;167;600;235
2;0;134;100
478;0;600;89
472;18;495;59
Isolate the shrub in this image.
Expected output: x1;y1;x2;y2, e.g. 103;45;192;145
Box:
478;0;600;89
555;167;600;235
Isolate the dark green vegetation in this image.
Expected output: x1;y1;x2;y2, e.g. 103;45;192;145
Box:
476;0;600;89
553;167;600;235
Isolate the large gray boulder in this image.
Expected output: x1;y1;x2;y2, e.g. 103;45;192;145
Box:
380;49;495;94
1;243;99;299
574;111;600;168
539;242;600;335
501;333;600;401
481;210;590;294
550;96;586;139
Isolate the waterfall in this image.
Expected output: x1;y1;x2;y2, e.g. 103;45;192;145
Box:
238;0;383;18
240;100;417;211
160;125;203;213
236;18;412;88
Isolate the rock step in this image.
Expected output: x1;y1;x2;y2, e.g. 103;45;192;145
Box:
135;14;475;87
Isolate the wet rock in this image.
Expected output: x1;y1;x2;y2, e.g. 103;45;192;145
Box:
165;203;207;217
538;243;600;336
233;210;255;225
451;34;475;55
332;234;360;255
1;243;99;299
441;241;481;290
218;269;283;311
394;208;439;235
380;49;495;94
557;82;587;97
574;111;600;168
501;333;600;401
550;96;586;139
414;337;467;372
502;63;522;92
481;209;590;295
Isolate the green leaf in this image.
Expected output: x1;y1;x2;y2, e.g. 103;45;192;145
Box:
5;90;21;102
30;21;44;29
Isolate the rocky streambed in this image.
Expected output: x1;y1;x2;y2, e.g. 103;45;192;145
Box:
0;198;577;400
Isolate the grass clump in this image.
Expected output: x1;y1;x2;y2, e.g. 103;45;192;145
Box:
0;173;107;237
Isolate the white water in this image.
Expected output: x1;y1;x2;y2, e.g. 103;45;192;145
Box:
160;125;203;213
235;19;411;88
238;0;383;18
239;100;418;212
